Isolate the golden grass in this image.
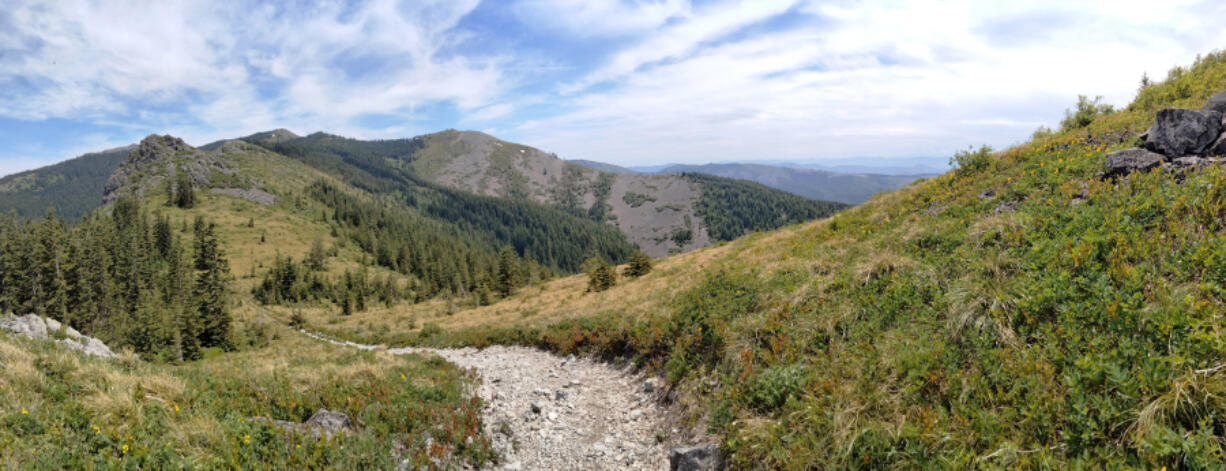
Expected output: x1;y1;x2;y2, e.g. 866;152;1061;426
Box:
277;226;769;338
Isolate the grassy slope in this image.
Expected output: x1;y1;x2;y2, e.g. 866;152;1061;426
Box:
0;326;492;469
0;140;496;468
138;141;413;292
312;52;1226;469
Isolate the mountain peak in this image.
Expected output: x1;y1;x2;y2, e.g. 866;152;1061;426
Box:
103;135;201;204
242;128;301;144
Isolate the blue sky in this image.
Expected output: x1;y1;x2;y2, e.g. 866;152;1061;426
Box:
1;0;1224;176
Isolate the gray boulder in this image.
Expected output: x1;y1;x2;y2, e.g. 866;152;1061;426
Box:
1;314;117;359
1170;156;1226;168
305;409;355;436
0;314;48;339
250;408;356;438
1145;108;1222;156
1205;90;1226;114
1209;134;1226;157
670;444;724;471
1104;148;1164;177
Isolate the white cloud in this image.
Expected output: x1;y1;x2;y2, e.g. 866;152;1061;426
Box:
515;0;690;37
3;0;1226;174
465;103;516;122
512;0;1226;164
0;0;500;146
567;0;800;91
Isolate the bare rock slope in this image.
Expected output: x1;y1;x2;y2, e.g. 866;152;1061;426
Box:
411;130;711;257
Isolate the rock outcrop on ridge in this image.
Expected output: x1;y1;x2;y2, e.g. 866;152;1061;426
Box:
1105;90;1226;177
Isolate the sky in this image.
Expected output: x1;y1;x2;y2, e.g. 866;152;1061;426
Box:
1;0;1224;177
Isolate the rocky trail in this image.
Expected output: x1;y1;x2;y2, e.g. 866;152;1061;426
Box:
299;331;716;470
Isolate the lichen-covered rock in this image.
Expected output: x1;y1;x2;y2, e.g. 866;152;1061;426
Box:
1208;134;1226;157
305;409;355;436
670;444;724;471
1144;108;1222;157
249;409;356;438
1104;148;1164;177
1204;90;1226;114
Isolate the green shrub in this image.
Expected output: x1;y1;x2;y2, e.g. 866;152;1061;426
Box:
949;145;993;174
1060;95;1114;131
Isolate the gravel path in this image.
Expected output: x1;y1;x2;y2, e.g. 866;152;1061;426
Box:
301;331;670;470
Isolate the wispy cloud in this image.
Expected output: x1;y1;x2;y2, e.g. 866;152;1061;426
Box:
565;0;800;91
1;0;1225;175
0;0;501;147
514;0;690;37
509;0;1226;163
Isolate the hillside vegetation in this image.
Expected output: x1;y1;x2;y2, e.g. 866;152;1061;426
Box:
0;327;492;469
0;146;133;222
315;52;1226;469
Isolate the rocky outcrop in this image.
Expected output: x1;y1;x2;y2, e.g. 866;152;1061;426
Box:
249;409;357;438
0;314;117;359
1104;148;1165;177
670;444;724;471
1143;108;1222;156
1104;90;1226;177
102;134;261;205
103;135;194;204
1204;90;1226;114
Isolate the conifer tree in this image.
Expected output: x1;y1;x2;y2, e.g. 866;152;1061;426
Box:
495;245;520;297
306;238;327;271
192;216;231;349
153;213;173;259
173;171;196;209
584;255;617;292
623;251;653;278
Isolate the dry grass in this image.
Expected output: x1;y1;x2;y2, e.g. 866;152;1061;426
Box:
278;228;761;338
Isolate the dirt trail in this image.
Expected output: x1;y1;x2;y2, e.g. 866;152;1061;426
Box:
301;331;670;470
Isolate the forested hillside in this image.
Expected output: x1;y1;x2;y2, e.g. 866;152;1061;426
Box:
397;130;846;256
310;52;1226;469
0;146;133;221
0;198;229;361
682;172;848;240
247;132;636;271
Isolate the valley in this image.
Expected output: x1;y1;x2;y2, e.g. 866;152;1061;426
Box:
3;7;1226;469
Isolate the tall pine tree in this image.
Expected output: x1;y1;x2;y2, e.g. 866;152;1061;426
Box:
192;216;231;349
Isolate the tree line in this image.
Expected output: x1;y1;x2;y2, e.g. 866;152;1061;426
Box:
682;172;848;241
0;198;231;361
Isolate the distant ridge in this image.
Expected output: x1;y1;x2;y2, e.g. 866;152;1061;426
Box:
568;159;635;174
654;163;925;204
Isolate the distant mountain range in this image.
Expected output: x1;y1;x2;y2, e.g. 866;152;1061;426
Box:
0;129;845;258
568;158;938;204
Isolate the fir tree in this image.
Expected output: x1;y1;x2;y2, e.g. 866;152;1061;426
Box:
153;213;173;259
495;245;520;297
192;216;231;349
584;255;616;293
172;171;196;209
623;251;653;278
